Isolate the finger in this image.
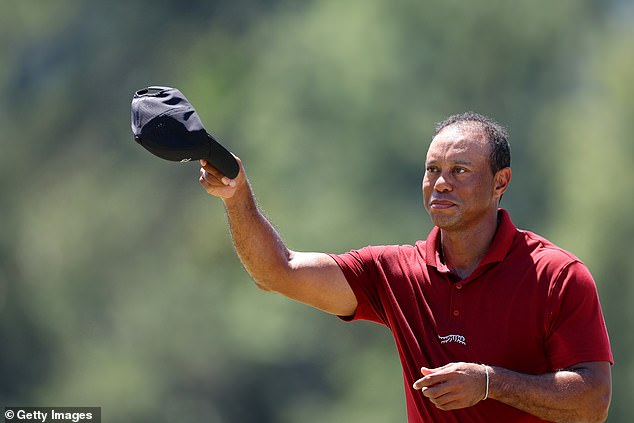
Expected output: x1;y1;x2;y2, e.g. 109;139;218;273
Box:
200;166;234;187
414;372;447;390
420;366;435;376
203;163;237;186
199;174;236;198
199;173;216;190
199;169;224;188
430;396;463;411
413;376;439;390
427;385;473;411
200;161;225;179
413;366;437;389
413;376;432;390
420;380;452;400
199;168;217;185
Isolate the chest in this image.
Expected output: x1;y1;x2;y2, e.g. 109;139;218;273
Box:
387;259;553;372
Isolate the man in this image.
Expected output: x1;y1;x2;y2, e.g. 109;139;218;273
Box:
199;112;613;422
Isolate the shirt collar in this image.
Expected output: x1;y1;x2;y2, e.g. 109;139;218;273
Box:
425;208;517;271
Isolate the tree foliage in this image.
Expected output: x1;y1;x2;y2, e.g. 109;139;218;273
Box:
0;0;631;421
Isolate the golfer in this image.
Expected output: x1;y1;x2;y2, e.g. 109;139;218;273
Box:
199;112;613;422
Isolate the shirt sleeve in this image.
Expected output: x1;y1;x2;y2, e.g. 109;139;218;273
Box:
329;247;389;325
545;260;614;369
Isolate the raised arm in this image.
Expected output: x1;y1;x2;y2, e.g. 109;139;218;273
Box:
199;157;357;316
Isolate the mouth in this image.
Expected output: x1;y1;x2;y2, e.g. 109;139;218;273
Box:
429;199;457;210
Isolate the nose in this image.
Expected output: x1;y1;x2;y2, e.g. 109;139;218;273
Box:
434;172;452;192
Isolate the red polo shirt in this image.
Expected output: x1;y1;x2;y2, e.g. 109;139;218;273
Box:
330;209;613;422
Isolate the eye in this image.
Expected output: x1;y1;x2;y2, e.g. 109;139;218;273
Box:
426;165;439;173
453;167;467;174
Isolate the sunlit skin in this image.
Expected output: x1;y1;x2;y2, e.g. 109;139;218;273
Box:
422;124;511;278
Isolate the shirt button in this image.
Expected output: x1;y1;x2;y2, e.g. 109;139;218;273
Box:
453;309;460;317
455;283;463;290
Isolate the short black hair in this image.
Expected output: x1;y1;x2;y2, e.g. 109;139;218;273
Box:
434;111;511;174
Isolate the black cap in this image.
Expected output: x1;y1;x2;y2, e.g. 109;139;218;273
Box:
131;86;239;179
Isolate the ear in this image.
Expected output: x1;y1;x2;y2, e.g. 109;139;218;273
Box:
493;167;512;199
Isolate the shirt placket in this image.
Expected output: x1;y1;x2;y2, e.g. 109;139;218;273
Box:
449;280;464;321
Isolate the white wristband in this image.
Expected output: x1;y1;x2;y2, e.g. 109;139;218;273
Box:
482;364;490;400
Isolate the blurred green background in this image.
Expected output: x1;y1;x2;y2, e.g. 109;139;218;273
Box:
1;0;632;421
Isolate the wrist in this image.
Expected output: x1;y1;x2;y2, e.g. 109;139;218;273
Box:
223;179;255;210
481;364;490;401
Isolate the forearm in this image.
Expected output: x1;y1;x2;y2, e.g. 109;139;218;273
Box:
487;364;611;423
223;182;292;291
199;158;356;315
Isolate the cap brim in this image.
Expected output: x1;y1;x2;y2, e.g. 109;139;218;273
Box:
206;133;239;179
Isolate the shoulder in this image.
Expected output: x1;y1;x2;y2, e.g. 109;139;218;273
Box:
369;242;426;262
333;242;427;270
516;229;596;290
517;229;584;267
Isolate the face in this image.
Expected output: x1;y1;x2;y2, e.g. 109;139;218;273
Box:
422;124;509;231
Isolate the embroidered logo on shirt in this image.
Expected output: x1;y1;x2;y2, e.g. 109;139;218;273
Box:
438;334;467;345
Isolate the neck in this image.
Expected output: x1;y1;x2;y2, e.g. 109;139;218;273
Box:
440;212;499;278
